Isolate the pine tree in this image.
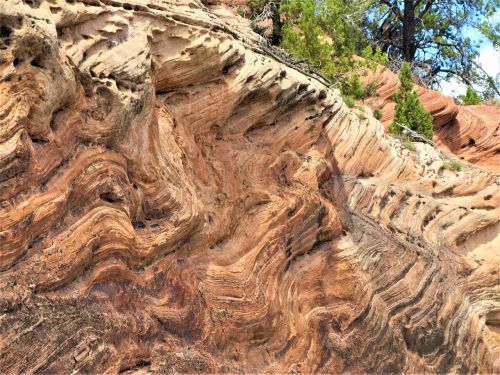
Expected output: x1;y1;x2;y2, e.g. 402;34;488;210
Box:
280;0;335;75
349;74;365;100
364;0;499;98
459;86;482;105
258;0;374;84
390;62;433;139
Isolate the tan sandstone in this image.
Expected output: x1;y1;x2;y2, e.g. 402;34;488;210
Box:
0;1;499;374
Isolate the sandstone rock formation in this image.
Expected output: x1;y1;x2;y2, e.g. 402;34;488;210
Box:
0;1;499;374
360;65;500;172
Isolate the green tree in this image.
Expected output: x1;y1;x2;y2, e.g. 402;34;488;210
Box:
281;0;334;69
248;0;376;85
390;62;433;139
315;0;368;60
343;73;366;99
364;0;500;98
459;86;482;105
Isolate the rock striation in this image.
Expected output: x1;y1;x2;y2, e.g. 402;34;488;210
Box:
360;65;500;172
0;1;499;374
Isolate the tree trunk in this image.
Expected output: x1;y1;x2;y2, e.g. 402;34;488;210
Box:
402;0;416;61
270;1;283;46
376;18;393;53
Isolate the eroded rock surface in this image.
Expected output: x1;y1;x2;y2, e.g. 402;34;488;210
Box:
360;65;500;172
0;1;499;374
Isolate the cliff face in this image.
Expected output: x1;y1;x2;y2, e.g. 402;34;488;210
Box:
0;1;499;374
360;65;500;172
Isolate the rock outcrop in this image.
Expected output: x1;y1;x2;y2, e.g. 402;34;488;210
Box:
0;1;499;374
360;65;500;172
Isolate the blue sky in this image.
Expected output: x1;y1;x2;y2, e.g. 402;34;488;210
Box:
440;12;500;97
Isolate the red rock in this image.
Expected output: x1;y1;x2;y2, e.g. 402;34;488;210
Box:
0;2;498;374
360;65;499;172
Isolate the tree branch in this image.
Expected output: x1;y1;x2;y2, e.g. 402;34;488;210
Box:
380;0;403;20
418;0;435;19
434;67;474;87
471;60;500;96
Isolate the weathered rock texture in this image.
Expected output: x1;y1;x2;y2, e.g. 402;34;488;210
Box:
0;1;499;374
360;65;500;172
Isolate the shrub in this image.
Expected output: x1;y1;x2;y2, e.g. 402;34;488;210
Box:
459;86;481;105
390;62;433;139
343;95;355;108
403;139;416;151
374;106;383;120
236;6;247;18
249;0;390;98
441;160;463;171
361;45;390;71
450;160;463;171
342;74;378;101
342;73;365;99
280;0;336;79
350;74;366;99
356;106;368;120
365;82;377;97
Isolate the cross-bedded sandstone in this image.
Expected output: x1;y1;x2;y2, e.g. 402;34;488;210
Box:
0;1;498;373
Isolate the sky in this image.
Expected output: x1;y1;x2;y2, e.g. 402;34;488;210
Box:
439;12;500;98
440;43;500;98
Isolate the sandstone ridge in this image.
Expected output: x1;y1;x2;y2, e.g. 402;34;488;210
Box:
0;1;499;374
360;64;500;172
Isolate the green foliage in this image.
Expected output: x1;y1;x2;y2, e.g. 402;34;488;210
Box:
364;0;499;98
361;45;389;71
390;62;433;139
403;139;416;152
281;2;331;63
365;82;377;97
374;106;383;120
391;92;434;139
236;6;247;18
356;108;368;120
398;61;414;94
280;0;336;77
279;0;363;83
351;74;365;99
341;73;365;99
441;160;463;171
252;0;384;87
315;0;367;58
342;75;377;100
342;95;356;108
249;0;499;98
459;86;482;105
450;160;463;171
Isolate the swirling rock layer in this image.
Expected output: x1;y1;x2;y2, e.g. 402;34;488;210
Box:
0;1;499;374
360;65;500;172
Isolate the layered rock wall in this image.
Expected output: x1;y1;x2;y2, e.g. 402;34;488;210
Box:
360;65;500;172
0;1;499;373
